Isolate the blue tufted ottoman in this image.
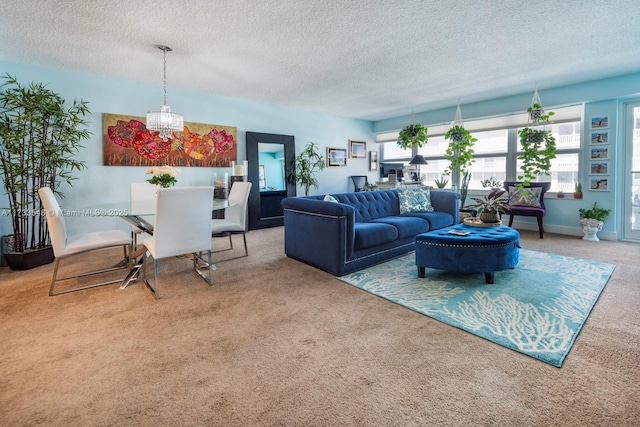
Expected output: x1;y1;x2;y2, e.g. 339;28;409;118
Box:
415;224;520;284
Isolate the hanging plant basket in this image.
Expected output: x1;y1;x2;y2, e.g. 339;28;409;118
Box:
450;130;466;142
526;130;545;143
529;107;544;122
397;123;428;150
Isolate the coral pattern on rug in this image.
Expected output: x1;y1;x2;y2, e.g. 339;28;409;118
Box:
337;249;615;367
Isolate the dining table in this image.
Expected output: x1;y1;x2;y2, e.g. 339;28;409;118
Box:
84;198;236;290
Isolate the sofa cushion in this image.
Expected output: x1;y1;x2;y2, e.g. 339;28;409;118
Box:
403;211;455;230
507;186;542;207
371;216;430;239
398;187;434;214
333;191;400;221
323;194;338;203
353;222;398;250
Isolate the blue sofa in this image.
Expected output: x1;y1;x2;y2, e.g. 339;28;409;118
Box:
281;189;460;275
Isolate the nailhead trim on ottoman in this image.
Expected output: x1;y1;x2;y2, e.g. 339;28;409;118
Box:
415;224;520;284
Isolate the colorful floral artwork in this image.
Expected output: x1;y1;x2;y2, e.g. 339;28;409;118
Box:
103;113;237;167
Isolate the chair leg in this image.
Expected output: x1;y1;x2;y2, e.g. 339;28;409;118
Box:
242;231;248;257
194;250;216;286
537;217;544;239
141;252;160;300
48;244;132;297
508;215;514;227
228;234;234;250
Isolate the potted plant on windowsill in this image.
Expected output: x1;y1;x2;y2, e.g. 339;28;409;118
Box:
578;202;611;241
0;74;91;270
573;182;583;199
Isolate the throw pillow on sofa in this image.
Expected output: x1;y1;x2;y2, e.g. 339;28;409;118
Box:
507;186;542;207
323;194;339;203
398;187;434;214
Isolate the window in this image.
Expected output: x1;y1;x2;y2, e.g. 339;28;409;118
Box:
378;106;582;192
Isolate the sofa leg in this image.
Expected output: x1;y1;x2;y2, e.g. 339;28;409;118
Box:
417;266;425;278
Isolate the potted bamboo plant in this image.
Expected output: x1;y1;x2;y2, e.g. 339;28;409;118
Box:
0;74;91;269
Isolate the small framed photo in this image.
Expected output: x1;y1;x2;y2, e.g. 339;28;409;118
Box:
327;147;347;167
369;151;378;171
589;177;609;191
590;116;609;129
349;140;366;159
590;162;609;175
590;146;609;160
590;131;608;144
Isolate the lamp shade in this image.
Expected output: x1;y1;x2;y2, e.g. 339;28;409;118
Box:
409;154;428;165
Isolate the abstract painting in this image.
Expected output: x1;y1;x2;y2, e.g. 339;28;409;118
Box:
103;113;237;167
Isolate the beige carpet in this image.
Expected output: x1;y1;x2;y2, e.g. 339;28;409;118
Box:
1;228;638;426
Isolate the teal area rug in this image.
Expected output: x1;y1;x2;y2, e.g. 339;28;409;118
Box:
337;249;615;367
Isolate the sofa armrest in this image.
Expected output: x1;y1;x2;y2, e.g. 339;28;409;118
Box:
430;190;461;224
282;197;356;272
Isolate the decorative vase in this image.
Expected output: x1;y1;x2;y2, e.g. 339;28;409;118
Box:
480;210;500;223
579;218;603;241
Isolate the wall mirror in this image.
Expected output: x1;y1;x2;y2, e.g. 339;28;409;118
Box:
246;132;296;229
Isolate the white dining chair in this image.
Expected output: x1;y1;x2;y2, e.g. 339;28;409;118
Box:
129;182;157;248
140;186;215;299
211;181;252;259
38;187;132;296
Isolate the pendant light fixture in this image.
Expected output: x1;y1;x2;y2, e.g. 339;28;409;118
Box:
146;45;183;141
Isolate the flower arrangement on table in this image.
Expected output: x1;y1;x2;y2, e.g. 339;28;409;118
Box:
146;165;181;188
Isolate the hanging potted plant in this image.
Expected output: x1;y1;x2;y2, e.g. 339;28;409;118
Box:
0;74;91;270
444;104;476;209
287;141;325;196
397;123;428;150
517;95;556;186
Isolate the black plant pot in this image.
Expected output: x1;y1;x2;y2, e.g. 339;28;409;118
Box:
4;246;55;270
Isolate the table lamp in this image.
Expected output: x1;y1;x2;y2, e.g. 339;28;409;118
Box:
409;155;428;182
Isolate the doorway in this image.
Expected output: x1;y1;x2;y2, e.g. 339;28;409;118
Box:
623;101;640;241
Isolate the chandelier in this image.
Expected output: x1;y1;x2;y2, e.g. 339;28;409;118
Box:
146;45;183;141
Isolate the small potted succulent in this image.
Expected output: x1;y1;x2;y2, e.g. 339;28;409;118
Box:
573;182;583;199
470;189;506;223
578;202;611;241
434;176;449;189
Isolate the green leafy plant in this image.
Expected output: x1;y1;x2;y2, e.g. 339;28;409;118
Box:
470;189;507;214
578;202;611;222
287;142;325;196
0;73;91;253
397;123;428;150
146;165;181;188
443;125;476;176
517;102;556;186
481;176;502;190
434;176;449;189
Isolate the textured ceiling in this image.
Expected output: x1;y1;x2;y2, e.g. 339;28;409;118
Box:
2;0;640;121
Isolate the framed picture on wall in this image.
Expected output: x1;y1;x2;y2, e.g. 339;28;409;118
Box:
369;151;378;171
589;162;609;175
589;177;609;191
590;146;609;160
349;140;366;158
590;131;608;144
327;147;347;167
590;116;609;129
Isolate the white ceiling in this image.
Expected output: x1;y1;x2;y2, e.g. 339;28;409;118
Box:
2;0;640;122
